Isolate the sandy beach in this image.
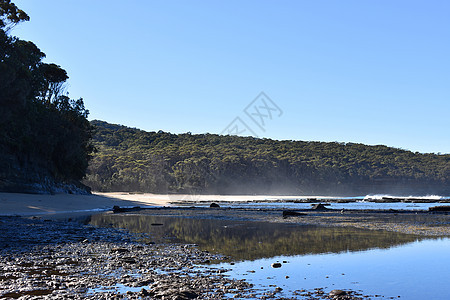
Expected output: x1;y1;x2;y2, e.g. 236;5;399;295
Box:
0;192;312;217
0;192;167;217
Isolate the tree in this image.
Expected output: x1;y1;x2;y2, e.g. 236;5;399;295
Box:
0;1;94;193
0;0;29;31
39;63;69;105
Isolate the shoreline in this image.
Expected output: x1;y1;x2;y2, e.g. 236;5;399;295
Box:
1;192;449;218
1;191;448;237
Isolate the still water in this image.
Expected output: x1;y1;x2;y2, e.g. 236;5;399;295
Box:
90;214;450;299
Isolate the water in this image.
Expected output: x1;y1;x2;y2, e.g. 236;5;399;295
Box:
213;238;450;299
181;201;447;211
173;194;450;211
90;214;450;298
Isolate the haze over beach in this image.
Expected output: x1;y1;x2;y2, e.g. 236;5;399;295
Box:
1;1;450;299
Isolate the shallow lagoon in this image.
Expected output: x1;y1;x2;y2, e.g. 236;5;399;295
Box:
90;214;450;299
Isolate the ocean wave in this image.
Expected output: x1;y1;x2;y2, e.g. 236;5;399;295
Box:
363;194;446;201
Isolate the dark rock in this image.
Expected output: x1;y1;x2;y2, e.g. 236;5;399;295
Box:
113;206;142;213
121;257;136;264
210;203;220;208
429;205;450;212
329;289;347;296
140;288;150;296
282;210;306;218
178;290;199;299
311;203;329;210
271;262;282;268
111;247;129;253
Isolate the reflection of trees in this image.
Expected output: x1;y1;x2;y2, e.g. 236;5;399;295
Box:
90;214;425;261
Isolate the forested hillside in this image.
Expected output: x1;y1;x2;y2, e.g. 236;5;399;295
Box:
0;1;93;193
84;120;450;195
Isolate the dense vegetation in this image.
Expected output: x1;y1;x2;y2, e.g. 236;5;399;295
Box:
0;1;93;193
84;120;450;195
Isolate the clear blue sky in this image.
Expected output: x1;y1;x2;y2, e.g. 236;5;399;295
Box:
13;0;450;153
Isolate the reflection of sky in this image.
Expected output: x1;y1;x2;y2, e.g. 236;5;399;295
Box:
212;238;450;299
184;201;447;211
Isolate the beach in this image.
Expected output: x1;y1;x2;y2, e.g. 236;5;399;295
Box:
0;192;299;217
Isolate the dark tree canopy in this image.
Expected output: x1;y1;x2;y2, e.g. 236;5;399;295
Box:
0;1;93;193
39;63;69;105
0;0;29;31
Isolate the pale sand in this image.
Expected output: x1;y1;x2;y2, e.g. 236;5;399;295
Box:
0;192;295;216
0;192;160;216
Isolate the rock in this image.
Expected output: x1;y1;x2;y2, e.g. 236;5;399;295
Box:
140;288;151;296
137;279;153;287
429;205;450;212
311;203;329;210
210;203;220;208
178;290;199;299
113;206;142;213
329;289;347;296
282;210;306;218
121;257;136;264
271;262;282;268
111;247;129;253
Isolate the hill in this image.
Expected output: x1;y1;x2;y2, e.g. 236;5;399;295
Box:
83;120;450;195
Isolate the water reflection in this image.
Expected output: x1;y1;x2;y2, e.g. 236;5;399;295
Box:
90;214;426;261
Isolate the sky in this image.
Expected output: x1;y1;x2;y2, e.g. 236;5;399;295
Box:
12;0;450;154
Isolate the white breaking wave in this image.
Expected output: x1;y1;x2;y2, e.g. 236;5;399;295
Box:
363;194;444;201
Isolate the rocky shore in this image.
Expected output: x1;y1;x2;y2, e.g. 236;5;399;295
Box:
0;216;377;299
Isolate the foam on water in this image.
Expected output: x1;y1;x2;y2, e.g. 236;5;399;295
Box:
363;194;445;201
